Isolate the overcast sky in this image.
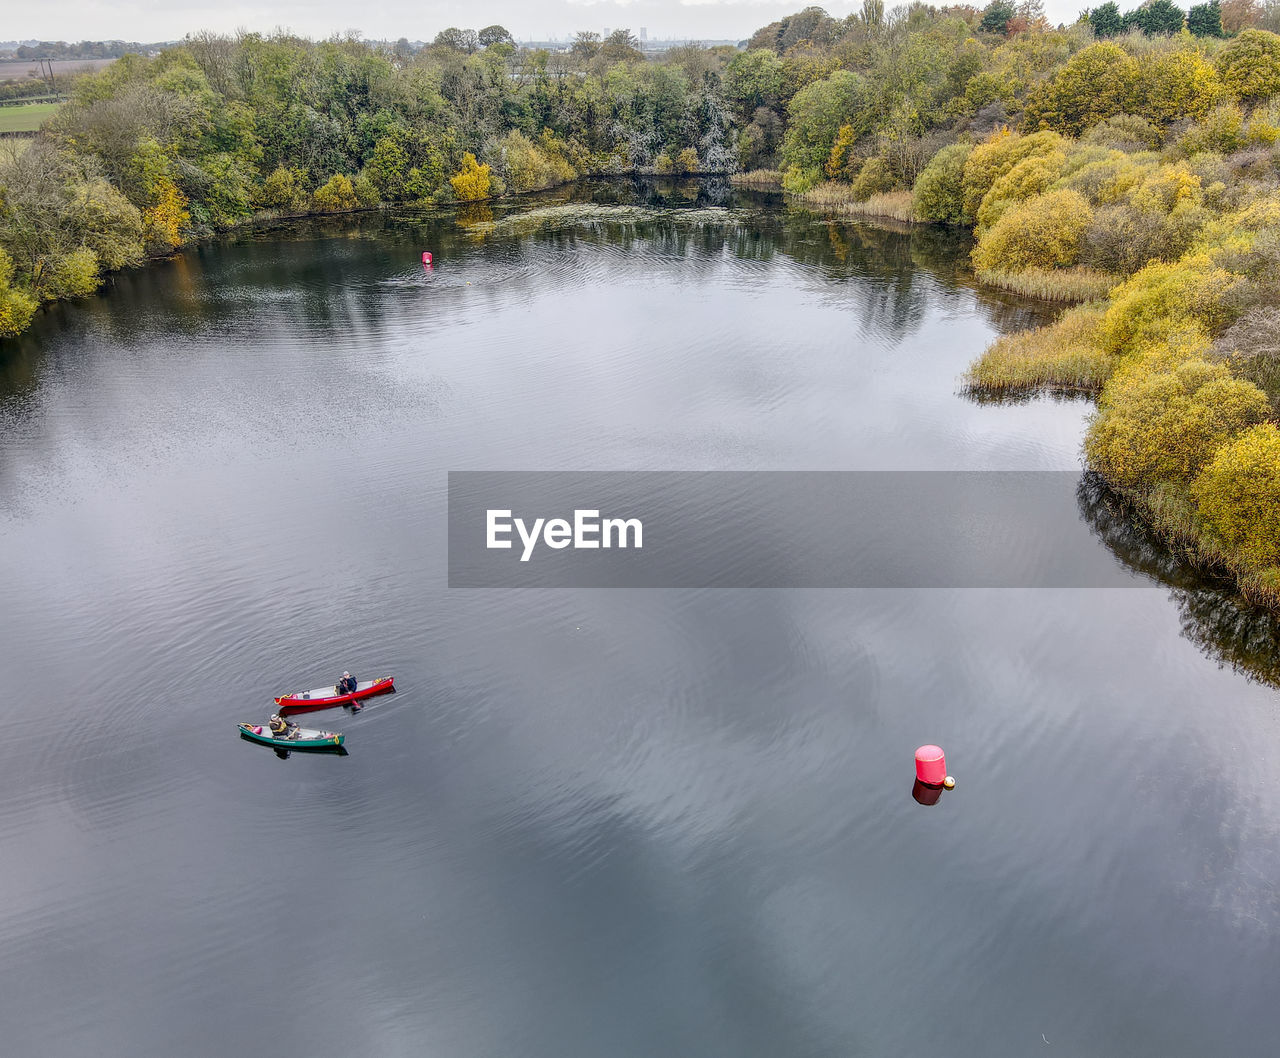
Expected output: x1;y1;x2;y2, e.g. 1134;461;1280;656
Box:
9;0;1087;45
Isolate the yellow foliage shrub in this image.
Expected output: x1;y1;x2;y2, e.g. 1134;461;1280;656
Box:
142;176;189;253
499;131;576;193
675;147;700;174
971;189;1091;273
960;129;1065;225
0;248;37;337
312;174;358;212
1085;358;1270;487
1127;163;1203;215
1098;254;1242;356
1138;50;1226;129
825;123;856;180
1177;103;1246;156
449;153;492;201
976;151;1066;233
1058;152;1154;206
1192;424;1280;569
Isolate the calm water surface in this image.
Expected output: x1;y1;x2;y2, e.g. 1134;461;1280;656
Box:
1;180;1278;1057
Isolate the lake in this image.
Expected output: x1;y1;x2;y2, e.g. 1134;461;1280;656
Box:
1;178;1278;1057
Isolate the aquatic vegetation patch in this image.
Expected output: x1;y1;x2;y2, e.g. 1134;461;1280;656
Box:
975;266;1118;303
965;301;1112;396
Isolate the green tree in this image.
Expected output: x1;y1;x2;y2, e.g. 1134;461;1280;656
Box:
851;157;896;199
723;50;784;122
1188;0;1227;35
1126;0;1188;33
1090;2;1125;36
478;26;515;49
433;28;479;54
366;137;410;200
601;30;644;64
1023;43;1139;135
912;142;972;224
980;1;1017;33
781;70;870;173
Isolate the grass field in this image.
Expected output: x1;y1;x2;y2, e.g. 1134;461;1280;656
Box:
0;102;60;133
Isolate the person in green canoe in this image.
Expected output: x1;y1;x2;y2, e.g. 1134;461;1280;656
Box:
268;714;297;739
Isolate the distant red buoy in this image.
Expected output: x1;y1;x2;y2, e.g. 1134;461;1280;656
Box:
915;745;947;787
422;251;433;265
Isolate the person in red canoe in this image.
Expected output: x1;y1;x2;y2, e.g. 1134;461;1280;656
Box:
337;671;357;695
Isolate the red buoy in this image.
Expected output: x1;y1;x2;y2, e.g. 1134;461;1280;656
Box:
915;745;947;787
422;251;433;265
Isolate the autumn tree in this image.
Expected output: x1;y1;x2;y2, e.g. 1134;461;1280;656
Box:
1218;28;1280;101
450;152;492;200
0;249;37;337
1220;0;1264;31
1193;424;1280;568
312;173;359;212
825;123;856;179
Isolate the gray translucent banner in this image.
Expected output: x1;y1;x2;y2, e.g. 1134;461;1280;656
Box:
447;471;1137;588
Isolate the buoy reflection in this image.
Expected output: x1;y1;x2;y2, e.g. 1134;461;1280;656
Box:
912;778;943;806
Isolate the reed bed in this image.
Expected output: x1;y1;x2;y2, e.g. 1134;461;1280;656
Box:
729;169;783;189
976;265;1119;303
965;301;1112;395
800;185;916;222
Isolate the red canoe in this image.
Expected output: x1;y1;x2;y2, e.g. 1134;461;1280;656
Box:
275;675;395;714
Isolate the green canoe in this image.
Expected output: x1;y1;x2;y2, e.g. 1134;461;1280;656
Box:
238;722;344;749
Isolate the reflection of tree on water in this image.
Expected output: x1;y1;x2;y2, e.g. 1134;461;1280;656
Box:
1078;473;1280;688
0;333;42;411
455;202;495;241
